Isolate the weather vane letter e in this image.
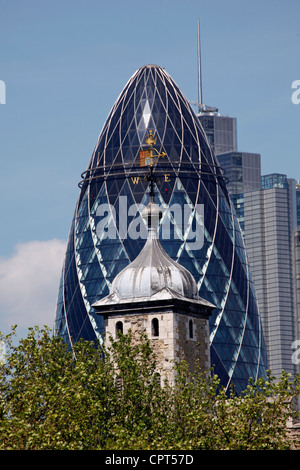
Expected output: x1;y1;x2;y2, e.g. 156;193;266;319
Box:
0;80;6;104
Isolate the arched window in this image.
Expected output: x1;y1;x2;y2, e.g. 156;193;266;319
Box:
116;321;123;336
151;318;159;337
189;319;194;339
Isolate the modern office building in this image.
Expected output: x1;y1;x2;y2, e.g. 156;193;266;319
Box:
296;184;300;371
55;64;268;393
294;230;300;375
198;114;237;156
296;182;300;228
217;151;261;234
217;152;261;195
242;174;296;378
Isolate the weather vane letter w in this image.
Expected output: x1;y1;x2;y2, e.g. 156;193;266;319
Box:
0;80;6;104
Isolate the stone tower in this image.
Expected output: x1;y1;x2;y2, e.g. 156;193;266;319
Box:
92;201;215;384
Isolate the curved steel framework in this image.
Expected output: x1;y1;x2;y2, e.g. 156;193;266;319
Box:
79;162;229;188
55;65;268;393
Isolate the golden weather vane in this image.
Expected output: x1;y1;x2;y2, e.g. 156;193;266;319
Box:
139;130;166;168
138;130;167;200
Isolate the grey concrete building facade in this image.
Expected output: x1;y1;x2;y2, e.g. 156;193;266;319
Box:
294;231;300;371
243;176;296;378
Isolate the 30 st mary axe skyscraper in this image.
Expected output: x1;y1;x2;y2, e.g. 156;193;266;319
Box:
55;65;268;392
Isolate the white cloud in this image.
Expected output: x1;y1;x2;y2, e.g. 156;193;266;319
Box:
0;239;66;338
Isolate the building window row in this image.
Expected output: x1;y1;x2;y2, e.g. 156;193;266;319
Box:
115;317;195;339
114;318;159;338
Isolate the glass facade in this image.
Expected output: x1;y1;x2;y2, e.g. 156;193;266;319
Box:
198;114;237;156
217;151;261;235
55;65;268;393
262;173;288;190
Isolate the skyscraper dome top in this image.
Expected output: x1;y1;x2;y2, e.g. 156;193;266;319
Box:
142;64;162;68
110;200;198;301
79;61;221;193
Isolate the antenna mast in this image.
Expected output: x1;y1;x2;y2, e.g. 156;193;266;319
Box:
197;17;203;110
190;18;218;115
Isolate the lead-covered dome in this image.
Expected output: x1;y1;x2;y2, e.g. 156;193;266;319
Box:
110;201;198;301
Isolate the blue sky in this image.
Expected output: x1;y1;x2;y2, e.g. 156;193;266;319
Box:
0;0;299;336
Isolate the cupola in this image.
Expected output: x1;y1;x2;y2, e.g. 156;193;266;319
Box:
110;200;199;302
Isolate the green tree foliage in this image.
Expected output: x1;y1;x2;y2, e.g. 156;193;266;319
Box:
0;326;299;450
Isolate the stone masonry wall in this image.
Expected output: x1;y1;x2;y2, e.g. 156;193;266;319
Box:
174;313;210;375
105;310;210;384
